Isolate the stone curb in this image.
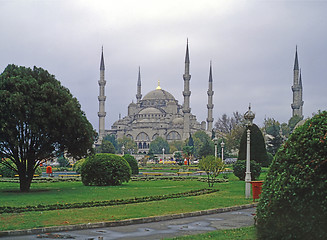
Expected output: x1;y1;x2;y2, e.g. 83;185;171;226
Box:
0;203;258;237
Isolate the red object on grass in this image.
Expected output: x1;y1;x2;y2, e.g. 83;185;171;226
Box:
46;166;52;174
251;181;264;201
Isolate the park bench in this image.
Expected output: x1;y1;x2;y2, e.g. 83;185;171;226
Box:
196;171;206;175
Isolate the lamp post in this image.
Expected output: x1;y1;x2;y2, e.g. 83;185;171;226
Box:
122;145;125;155
244;104;255;198
221;140;225;161
162;148;165;164
213;137;218;159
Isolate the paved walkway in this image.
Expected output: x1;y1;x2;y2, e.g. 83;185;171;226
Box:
0;207;256;240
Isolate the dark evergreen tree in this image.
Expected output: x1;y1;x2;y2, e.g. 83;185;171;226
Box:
103;134;118;151
238;123;269;167
198;138;214;158
99;140;116;154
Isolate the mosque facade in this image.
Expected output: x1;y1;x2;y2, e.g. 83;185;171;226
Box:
98;42;214;153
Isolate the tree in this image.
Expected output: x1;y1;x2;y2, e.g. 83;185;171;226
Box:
0;65;96;192
99;140;116;154
198;138;214;158
198;155;225;187
123;154;139;175
214;112;244;134
57;154;70;167
169;140;184;153
148;136;169;154
103;134;118;151
263;118;283;156
288;115;303;132
182;145;193;165
256;111;327;239
238;124;269;167
117;136;137;154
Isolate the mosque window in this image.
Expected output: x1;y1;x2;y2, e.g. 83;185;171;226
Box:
167;131;181;140
136;132;149;141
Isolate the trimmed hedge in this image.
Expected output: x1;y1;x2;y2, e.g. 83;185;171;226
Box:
123;154;139;175
256;111;327;240
233;160;261;181
0;159;42;177
81;153;131;186
0;188;218;214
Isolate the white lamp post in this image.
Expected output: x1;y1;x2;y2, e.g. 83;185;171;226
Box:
221;140;225;161
213;137;218;159
244;104;255;198
122;145;125;155
162;148;165;164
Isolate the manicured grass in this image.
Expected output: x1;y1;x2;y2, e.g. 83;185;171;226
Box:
165;226;256;240
0;176;253;231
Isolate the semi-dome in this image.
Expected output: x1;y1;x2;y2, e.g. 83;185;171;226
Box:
138;107;162;115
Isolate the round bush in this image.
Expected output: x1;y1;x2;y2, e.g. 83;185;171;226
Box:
123;154;139;175
81;153;131;186
256;111;327;240
233;160;261;181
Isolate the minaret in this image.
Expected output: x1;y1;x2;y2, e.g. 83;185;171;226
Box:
98;47;106;141
136;66;142;103
291;46;304;117
207;61;214;132
182;40;191;140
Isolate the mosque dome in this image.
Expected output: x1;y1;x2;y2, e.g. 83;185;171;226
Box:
138;107;162;115
142;88;176;102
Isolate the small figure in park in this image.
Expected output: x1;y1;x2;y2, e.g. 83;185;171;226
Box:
46;166;52;177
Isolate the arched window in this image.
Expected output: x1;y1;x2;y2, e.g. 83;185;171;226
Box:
136;132;149;141
143;142;147;149
152;133;159;140
138;142;143;149
166;131;181;140
126;134;133;140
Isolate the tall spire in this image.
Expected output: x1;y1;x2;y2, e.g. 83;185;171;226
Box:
136;66;142;103
185;38;190;63
98;47;107;141
100;46;105;71
294;45;299;71
182;39;191;140
207;61;214;132
291;46;303;118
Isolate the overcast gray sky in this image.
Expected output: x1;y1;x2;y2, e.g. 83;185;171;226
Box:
1;0;326;133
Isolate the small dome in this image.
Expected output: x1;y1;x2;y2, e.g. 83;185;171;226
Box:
138;107;162;115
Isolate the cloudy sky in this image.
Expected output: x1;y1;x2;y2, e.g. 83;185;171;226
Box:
1;0;326;132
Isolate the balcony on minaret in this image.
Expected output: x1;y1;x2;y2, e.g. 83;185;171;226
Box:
291;85;301;91
98;80;106;86
98;112;106;117
183;74;191;80
207;90;214;95
183;90;191;96
98;96;106;101
207;103;214;109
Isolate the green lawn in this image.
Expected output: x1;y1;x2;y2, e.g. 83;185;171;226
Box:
0;174;255;231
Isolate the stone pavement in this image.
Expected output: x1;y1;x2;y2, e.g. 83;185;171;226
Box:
0;206;256;240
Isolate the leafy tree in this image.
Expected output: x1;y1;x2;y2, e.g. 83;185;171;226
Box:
198;155;225;187
263;118;283;156
214;112;244;134
81;153;131;186
182;145;193;165
103;134;118;151
99;140;116;154
0;65;96;192
238;124;269;167
169;140;183;153
173;151;183;165
57;154;70;167
117;136;137;154
198;138;214;158
256;111;327;239
123;154;139;175
288;115;303;132
148;136;169;154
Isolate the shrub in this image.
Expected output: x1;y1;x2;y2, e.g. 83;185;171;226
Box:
123;154;139;175
256;111;327;240
73;158;85;173
238;124;269;166
80;153;131;186
233;160;261;181
198;155;225;187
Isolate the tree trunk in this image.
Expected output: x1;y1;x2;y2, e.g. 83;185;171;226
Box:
18;163;35;192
